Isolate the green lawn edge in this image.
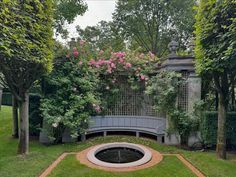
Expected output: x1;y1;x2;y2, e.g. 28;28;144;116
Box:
1;106;236;177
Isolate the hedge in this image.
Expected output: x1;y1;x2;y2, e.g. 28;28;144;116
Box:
1;92;42;136
2;92;12;106
201;111;236;148
29;94;42;136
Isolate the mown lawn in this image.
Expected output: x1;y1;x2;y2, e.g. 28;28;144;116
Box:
0;106;236;177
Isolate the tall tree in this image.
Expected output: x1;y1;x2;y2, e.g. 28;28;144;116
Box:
54;0;87;38
113;0;195;57
77;21;125;51
0;0;53;154
195;0;236;159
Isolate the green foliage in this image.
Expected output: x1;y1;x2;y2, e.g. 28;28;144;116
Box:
195;0;236;158
54;0;87;37
77;21;125;51
0;0;53;99
113;0;195;56
1;106;236;177
2;92;43;136
146;71;183;113
201;111;236;148
88;49;159;113
146;71;199;145
40;44;100;143
29;94;42;136
195;0;236;75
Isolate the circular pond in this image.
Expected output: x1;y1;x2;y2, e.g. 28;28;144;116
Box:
87;142;152;168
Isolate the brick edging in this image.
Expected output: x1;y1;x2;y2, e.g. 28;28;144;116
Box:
38;151;206;177
38;152;76;177
163;154;206;177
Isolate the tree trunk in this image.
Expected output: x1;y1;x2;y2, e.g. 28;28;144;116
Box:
0;87;2;110
215;91;218;111
17;92;29;154
231;82;235;110
12;95;19;138
216;93;227;159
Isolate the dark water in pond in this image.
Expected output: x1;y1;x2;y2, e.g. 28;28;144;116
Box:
95;147;144;163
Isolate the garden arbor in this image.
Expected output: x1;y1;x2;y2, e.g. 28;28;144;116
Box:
40;40;201;146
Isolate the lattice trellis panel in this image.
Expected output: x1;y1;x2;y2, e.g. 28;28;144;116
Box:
177;71;189;111
106;79;160;117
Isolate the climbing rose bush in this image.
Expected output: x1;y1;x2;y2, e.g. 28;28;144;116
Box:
40;41;101;143
88;49;159;90
40;40;159;143
85;48;159;113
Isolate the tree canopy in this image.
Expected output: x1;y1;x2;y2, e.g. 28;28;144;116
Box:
195;0;236;159
113;0;195;56
77;21;125;51
0;0;53;154
54;0;87;37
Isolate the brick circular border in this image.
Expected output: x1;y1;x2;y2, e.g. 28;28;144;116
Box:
77;143;163;172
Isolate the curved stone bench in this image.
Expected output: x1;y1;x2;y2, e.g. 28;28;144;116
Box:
87;116;166;142
40;115;166;144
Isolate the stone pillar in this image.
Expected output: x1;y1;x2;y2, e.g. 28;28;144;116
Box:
81;133;86;142
39;124;53;144
162;40;202;146
187;72;202;146
187;72;201;112
62;128;77;143
157;135;163;143
164;117;180;145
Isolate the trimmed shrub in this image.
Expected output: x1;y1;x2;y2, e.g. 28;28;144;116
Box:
2;92;12;106
29;94;42;136
2;92;42;136
201;112;236;148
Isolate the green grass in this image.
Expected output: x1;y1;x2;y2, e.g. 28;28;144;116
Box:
48;155;195;177
0;106;236;177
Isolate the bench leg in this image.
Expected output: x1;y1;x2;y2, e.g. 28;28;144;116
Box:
136;131;140;138
103;131;107;137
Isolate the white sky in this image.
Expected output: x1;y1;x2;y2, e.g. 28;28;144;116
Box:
57;0;117;44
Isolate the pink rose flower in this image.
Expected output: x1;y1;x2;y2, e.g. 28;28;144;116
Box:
80;40;85;46
115;52;126;58
95;64;100;68
89;59;96;66
149;51;155;59
73;51;79;57
99;50;104;55
140;74;145;81
92;104;101;113
66;54;70;58
139;53;145;58
95;106;101;113
78;61;83;65
111;63;116;69
124;62;132;69
118;58;124;63
106;67;112;73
